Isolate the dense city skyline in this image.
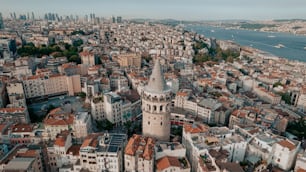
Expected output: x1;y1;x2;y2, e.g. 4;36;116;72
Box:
1;0;306;20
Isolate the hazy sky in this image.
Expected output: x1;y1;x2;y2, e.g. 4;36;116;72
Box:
0;0;306;20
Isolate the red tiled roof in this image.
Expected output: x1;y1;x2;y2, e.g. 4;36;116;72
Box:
43;108;74;126
124;134;155;160
277;140;296;151
66;145;81;156
183;123;209;134
156;156;181;171
0;107;25;113
11;124;33;133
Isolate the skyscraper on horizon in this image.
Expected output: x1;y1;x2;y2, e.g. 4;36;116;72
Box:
0;13;4;29
141;59;171;141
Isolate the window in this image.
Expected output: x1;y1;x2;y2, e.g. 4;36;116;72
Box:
160;106;163;111
160;122;163;126
148;121;150;125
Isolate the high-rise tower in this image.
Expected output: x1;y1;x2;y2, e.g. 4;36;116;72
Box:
0;13;4;29
142;59;171;141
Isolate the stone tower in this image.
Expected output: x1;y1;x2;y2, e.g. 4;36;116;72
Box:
142;59;171;141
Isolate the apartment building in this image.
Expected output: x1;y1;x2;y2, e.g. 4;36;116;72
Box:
73;112;92;141
0;145;43;172
6;81;26;107
91;96;105;121
43;107;74;140
253;86;281;104
124;134;155;172
174;89;222;124
80;51;96;66
183;124;247;171
23;74;81;99
79;133;127;172
268;139;300;171
116;53;141;68
0;107;30;124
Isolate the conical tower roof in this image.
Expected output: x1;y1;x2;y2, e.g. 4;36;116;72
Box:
145;59;168;93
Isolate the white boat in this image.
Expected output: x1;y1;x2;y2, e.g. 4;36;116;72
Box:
304;46;306;50
274;44;285;48
268;35;276;38
211;29;215;33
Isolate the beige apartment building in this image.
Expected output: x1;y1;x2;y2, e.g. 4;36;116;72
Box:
22;74;81;99
80;51;95;66
116;53;141;68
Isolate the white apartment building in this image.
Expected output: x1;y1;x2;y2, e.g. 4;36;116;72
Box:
295;150;306;172
53;130;73;168
182;124;246;172
79;133;127;172
103;92;123;125
91;96;105;121
73;112;92;141
268;139;300;171
124;134;155;172
174;89;221;124
155;142;186;160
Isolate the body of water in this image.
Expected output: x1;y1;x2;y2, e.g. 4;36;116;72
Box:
186;25;306;62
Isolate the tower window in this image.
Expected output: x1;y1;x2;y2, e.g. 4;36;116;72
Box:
160;106;163;111
153;105;157;111
160;122;163;126
148;121;150;125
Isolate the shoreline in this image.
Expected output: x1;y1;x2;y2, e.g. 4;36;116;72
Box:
184;24;306;63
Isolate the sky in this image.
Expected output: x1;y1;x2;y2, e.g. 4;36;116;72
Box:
0;0;306;20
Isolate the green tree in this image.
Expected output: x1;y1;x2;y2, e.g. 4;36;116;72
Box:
273;81;283;88
96;120;114;131
77;92;86;98
69;55;81;64
286;119;306;140
281;92;291;104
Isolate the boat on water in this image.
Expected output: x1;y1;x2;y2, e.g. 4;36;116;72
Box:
274;44;285;48
268;35;276;38
211;29;215;33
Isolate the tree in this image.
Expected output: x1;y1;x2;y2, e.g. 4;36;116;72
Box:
72;39;83;47
287;119;306;140
69;55;81;64
96;120;114;131
281;92;291;104
77;92;86;98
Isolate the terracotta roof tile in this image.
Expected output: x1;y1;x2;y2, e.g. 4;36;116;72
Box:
0;107;26;113
183;123;209;134
277;140;296;151
11;124;33;133
124;134;155;160
67;145;81;156
44;108;74;126
16;150;37;158
156;156;181;171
